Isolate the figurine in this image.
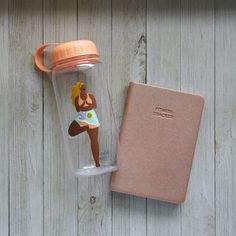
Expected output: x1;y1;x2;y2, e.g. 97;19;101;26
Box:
68;82;100;167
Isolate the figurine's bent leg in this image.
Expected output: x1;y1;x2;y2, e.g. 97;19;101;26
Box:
68;120;88;136
87;127;100;167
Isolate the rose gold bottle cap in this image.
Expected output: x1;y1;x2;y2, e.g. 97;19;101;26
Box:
34;40;100;73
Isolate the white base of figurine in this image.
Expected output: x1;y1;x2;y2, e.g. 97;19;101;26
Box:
74;165;118;176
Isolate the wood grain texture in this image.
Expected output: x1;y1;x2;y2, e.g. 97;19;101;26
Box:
111;0;146;235
77;1;112;235
8;0;43;235
180;1;215;236
147;0;182;235
215;1;236;235
0;1;9;235
1;0;236;235
43;1;78;236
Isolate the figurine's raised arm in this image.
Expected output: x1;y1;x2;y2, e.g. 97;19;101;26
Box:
89;94;97;109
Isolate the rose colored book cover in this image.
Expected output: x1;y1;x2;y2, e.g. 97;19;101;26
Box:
110;82;204;204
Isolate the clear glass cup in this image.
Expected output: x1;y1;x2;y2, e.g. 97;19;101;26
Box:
51;64;118;176
35;41;118;176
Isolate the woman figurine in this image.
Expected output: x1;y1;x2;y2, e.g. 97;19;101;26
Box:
68;82;100;167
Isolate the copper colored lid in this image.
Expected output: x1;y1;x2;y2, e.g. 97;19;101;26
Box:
34;40;100;73
51;40;99;65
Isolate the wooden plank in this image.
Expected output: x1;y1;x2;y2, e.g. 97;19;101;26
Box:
77;1;112;235
43;0;78;235
215;1;236;235
8;0;43;235
0;1;9;235
146;0;182;235
111;0;146;235
180;0;215;236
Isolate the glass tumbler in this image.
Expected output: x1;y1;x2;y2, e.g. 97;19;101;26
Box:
35;40;118;176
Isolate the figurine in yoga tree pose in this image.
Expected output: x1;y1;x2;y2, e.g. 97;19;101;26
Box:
68;82;100;167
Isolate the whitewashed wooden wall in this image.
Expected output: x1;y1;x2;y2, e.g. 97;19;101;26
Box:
0;0;235;235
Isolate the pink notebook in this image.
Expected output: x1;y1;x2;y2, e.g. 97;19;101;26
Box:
110;82;204;204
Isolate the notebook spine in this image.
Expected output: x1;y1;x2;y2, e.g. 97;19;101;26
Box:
119;82;135;144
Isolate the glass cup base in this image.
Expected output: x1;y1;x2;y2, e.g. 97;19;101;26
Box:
74;164;118;176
